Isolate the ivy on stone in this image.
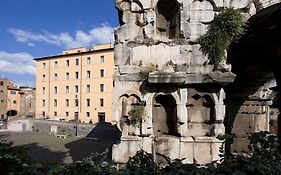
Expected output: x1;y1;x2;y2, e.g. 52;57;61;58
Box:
128;104;145;126
197;8;247;65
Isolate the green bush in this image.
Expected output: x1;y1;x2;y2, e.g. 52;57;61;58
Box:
1;132;281;174
197;8;247;66
128;105;145;126
0;141;30;175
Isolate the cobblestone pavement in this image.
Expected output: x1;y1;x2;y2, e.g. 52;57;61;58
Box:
0;131;114;164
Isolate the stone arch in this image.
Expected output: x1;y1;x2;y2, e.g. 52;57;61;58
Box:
225;2;281;152
152;93;179;136
259;0;281;9
6;110;17;117
187;90;216;137
155;0;181;39
115;93;142;133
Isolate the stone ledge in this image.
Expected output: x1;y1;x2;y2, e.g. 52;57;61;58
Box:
121;136;142;141
148;72;186;84
114;71;236;84
194;137;222;143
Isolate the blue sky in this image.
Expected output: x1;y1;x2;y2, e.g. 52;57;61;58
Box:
0;0;118;87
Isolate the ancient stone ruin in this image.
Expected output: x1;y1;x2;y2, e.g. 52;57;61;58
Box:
112;0;281;165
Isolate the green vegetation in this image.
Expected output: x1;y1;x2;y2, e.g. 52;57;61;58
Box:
1;131;281;174
128;104;145;126
197;8;247;66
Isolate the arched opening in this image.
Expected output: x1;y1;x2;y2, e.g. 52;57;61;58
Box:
225;3;281;152
6;110;17;117
156;0;180;39
187;90;216;137
116;94;142;135
153;94;178;136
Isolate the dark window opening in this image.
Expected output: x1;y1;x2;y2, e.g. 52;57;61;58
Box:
156;0;181;39
153;94;178;136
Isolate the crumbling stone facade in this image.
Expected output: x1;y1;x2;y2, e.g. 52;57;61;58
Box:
112;0;281;165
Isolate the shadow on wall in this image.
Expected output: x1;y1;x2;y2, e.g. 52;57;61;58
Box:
65;123;121;162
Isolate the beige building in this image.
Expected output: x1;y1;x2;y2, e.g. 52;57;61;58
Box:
34;43;114;123
7;86;22;117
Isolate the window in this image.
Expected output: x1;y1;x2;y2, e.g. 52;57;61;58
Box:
100;69;104;77
75;72;79;79
66;86;69;93
43;63;46;69
54;61;58;68
66;112;69;117
100;55;104;63
66;60;70;67
66;99;69;107
86;112;90;117
98;112;105;123
74;112;79;121
54;99;58;107
100;84;104;92
54;86;57;94
87;57;91;64
42;100;45;107
75;98;79;107
13;100;16;104
100;98;104;107
0;81;3;86
54;112;57;117
43;75;46;81
75;85;79;93
1;100;4;103
54;74;58;80
66;72;69;80
10;91;16;95
87;71;91;78
86;99;90;107
75;59;79;65
86;85;90;93
42;87;45;94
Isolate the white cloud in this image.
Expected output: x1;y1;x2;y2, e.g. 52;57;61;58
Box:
0;51;35;75
8;23;115;49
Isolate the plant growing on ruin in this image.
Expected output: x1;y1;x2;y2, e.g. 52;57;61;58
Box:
197;8;247;66
128;103;145;126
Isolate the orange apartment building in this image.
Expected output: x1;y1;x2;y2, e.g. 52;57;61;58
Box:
34;43;115;123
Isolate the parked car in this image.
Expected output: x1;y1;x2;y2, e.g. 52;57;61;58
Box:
0;121;5;127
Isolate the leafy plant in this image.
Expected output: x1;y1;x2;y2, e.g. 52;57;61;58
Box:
0;141;30;175
122;150;159;175
197;8;247;66
128;104;145;126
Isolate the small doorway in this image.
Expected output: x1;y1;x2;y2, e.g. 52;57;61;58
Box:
98;112;105;123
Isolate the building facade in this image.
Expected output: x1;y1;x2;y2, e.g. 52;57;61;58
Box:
7;86;22;117
0;79;8;119
19;86;36;117
34;44;114;123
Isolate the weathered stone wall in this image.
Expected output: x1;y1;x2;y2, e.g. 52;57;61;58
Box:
112;0;281;165
33;120;95;136
7;118;33;132
7;119;96;137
